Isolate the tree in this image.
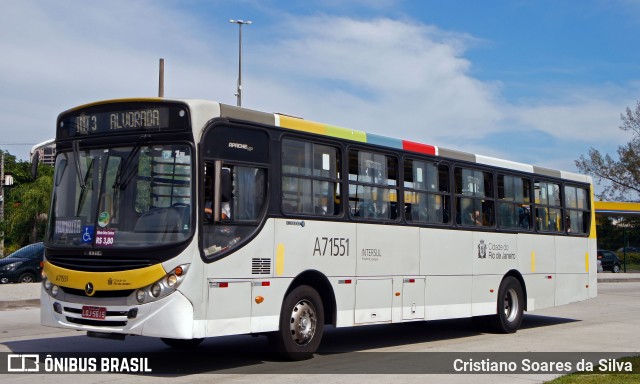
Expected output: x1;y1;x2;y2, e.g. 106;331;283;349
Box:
0;151;53;253
575;101;640;201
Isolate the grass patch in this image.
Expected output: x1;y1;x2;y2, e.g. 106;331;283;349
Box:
548;356;640;383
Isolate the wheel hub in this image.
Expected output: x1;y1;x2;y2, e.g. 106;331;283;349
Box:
289;300;317;346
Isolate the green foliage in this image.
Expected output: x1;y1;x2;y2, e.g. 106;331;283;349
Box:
1;150;53;254
576;101;640;201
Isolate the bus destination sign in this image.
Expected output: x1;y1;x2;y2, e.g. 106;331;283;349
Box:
57;102;189;139
76;109;163;134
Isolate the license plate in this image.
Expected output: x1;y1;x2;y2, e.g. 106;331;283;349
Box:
82;306;107;320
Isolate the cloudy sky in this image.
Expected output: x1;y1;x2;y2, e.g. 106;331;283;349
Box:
1;0;639;176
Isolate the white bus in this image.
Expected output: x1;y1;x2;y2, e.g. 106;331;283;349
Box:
40;98;597;359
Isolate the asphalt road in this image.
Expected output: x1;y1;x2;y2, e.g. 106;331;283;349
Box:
1;282;639;383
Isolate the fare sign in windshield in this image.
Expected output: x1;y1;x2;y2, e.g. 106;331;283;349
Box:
57;102;190;139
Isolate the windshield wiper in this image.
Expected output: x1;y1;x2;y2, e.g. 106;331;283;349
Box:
112;134;149;190
72;140;86;190
76;157;95;216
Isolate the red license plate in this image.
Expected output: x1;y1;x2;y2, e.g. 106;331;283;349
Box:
82;306;107;320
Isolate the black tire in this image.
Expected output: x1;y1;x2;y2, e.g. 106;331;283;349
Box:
160;338;204;349
491;276;524;333
613;264;621;273
18;273;36;283
269;285;324;360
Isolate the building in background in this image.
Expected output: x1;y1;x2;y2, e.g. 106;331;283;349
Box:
31;139;56;166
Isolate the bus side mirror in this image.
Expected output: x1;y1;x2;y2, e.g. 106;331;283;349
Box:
31;151;40;180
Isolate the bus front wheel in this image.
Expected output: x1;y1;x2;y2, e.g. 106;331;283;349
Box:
269;285;324;360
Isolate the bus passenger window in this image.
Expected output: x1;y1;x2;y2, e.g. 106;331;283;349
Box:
534;181;563;233
348;150;398;221
564;185;590;235
455;167;494;227
404;159;450;224
281;139;341;216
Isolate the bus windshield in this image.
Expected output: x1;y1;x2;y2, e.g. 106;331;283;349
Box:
48;143;193;248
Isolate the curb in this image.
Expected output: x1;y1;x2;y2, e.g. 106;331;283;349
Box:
0;299;40;310
598;278;640;283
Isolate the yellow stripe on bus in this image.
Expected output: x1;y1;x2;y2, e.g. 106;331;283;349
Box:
531;251;536;273
585;252;589;273
278;115;367;142
278;115;327;135
43;261;166;291
275;243;285;277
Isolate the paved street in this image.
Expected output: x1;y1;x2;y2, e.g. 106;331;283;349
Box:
0;278;639;383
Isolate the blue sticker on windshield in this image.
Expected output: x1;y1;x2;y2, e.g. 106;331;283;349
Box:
82;225;94;243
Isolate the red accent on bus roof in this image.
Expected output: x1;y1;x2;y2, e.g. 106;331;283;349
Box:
218;282;229;288
402;140;436;156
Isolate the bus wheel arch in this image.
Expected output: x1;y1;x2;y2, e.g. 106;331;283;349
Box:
268;270;336;360
286;270;337;327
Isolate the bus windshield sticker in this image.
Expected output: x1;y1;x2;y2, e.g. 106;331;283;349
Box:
55;218;82;234
97;212;110;228
82;225;94;244
95;229;116;247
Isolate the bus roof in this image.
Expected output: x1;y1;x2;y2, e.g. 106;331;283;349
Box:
215;101;590;184
65;98;590;184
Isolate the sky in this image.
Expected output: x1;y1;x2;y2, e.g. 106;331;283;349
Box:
1;0;640;178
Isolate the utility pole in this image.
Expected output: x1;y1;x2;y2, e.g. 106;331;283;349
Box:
158;58;165;97
229;19;252;107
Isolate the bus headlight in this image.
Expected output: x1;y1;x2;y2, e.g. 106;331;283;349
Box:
51;285;59;297
150;283;161;297
136;289;146;303
130;264;189;305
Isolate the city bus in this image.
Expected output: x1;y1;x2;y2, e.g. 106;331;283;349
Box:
40;98;597;359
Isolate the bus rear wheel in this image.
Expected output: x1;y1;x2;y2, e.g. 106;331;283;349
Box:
493;276;524;333
269;285;324;360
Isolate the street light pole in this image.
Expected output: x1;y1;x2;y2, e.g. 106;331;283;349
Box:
229;19;252;107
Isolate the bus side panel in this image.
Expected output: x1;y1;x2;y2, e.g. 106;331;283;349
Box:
471;274;502;316
204;220;276;337
273;219;357;278
555;236;591;306
518;233;556;311
355;224;419;324
421;228;472;320
517;233;556;274
471;232;518;276
355;224;419;276
425;276;472;320
556;236;590;274
420;228;472;276
273;219;357;329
